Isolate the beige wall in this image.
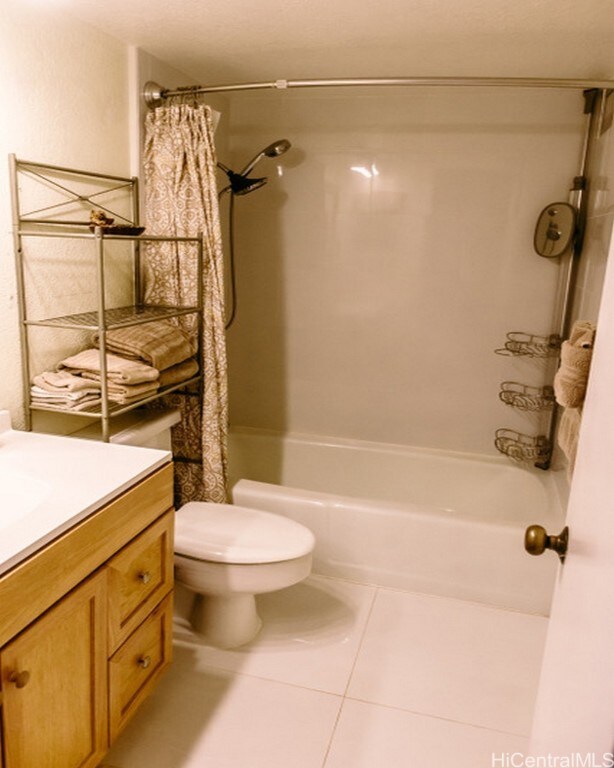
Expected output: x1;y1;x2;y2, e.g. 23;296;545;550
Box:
0;1;131;428
223;87;592;456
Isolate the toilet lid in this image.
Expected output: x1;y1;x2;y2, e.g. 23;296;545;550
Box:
174;502;316;564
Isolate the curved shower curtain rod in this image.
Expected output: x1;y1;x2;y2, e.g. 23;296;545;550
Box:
143;76;614;108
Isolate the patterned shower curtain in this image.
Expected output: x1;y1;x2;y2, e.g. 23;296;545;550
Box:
143;102;228;504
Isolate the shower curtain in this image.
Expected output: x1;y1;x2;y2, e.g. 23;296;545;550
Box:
143;102;228;504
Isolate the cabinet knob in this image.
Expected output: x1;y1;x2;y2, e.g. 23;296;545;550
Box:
137;655;152;669
137;570;152;584
9;670;31;688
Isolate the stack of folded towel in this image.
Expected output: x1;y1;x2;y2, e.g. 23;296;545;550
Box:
30;320;199;412
30;371;102;411
553;320;596;476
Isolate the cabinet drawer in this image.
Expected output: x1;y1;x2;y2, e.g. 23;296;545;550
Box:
107;511;174;652
108;592;173;743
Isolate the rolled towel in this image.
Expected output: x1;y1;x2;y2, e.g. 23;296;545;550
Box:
553;320;596;408
92;321;197;371
58;348;159;385
558;407;582;478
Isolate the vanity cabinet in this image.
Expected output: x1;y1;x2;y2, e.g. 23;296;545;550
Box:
0;463;174;768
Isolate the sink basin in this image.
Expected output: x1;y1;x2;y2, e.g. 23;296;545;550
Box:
0;463;49;525
0;410;170;577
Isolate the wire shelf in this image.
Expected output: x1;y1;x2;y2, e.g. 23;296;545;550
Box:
498;382;555;411
494;429;552;463
494;332;561;358
25;304;199;331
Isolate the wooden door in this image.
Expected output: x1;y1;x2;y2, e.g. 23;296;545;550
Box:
0;571;107;768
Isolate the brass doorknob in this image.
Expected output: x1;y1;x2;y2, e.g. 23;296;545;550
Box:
524;525;569;563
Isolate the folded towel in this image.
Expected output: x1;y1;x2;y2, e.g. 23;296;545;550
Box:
104;380;160;403
31;394;102;412
30;385;100;402
158;358;199;388
33;371;102;393
553;320;596;408
92;321;197;371
558;407;582;478
58;348;159;385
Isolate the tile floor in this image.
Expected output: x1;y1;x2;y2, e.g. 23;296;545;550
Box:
104;575;547;768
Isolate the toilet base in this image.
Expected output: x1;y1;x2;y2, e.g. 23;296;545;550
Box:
190;592;263;648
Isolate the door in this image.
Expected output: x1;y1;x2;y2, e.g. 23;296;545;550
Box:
530;241;614;754
0;571;108;768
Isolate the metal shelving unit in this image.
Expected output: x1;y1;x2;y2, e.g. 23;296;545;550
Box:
10;156;204;441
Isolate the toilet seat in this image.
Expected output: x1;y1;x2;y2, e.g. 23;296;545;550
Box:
174;502;315;564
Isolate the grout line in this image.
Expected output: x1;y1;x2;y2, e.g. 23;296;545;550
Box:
341;694;531;739
320;586;380;768
341;586;379;698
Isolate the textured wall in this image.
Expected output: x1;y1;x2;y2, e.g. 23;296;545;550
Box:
0;1;131;428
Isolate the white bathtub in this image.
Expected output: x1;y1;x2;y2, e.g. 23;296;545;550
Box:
228;429;566;615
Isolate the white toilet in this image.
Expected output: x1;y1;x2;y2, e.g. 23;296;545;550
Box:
174;502;314;647
75;408;316;648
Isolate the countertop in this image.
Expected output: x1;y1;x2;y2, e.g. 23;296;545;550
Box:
0;411;171;577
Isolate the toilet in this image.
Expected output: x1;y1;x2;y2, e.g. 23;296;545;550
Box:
75;408;315;648
174;502;314;647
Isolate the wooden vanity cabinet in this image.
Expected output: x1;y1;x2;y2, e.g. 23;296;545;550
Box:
0;463;174;768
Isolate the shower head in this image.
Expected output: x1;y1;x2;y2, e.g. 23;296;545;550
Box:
217;162;268;196
239;138;292;176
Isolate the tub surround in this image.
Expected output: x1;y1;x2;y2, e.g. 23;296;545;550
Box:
0;410;170;576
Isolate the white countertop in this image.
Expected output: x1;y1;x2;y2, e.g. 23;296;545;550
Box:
0;411;171;577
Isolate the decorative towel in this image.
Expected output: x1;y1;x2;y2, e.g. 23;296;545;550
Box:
58;349;159;385
553;320;596;408
92;321;197;371
558;407;582;478
158;358;199;388
33;371;102;393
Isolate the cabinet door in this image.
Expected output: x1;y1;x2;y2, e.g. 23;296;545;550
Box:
0;571;107;768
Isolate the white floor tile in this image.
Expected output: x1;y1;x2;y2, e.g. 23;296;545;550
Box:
173;575;376;694
324;699;529;768
347;589;548;735
106;662;342;768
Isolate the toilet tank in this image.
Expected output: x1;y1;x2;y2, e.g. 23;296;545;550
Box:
73;408;181;450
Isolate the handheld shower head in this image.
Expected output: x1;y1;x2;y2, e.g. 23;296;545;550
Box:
240;138;292;176
217;162;267;196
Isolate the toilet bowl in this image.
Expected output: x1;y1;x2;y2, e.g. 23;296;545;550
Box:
174;501;315;648
75;408;316;648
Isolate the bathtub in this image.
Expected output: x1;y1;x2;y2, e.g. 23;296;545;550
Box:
228;429;566;615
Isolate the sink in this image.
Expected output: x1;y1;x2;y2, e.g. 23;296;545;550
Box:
0;409;170;577
0;463;49;525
